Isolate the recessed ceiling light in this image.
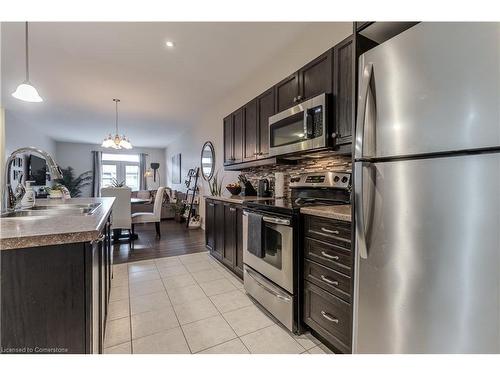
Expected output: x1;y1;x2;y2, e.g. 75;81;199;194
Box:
165;41;175;48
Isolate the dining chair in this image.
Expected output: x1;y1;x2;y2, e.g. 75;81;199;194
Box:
131;186;166;238
100;187;132;241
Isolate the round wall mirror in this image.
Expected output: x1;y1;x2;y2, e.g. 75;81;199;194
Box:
200;141;215;181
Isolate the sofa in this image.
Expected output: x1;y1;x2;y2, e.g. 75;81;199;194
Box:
131;187;177;219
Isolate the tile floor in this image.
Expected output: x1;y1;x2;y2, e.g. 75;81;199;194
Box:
104;251;333;354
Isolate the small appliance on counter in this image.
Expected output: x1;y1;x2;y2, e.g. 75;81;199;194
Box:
242;171;351;334
257;178;271;197
274;172;286;199
238;174;257;196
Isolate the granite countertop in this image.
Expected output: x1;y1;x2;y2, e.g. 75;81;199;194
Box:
300;204;352;222
0;197;115;251
203;195;271;204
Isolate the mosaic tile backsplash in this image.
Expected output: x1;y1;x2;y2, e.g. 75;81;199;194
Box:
237;154;352;198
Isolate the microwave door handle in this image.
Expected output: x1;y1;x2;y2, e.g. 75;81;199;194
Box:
305;110;314;139
355;62;373;160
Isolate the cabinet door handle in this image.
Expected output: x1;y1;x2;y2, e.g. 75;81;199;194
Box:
320;275;339;286
293;97;297;103
229;207;236;212
321;311;339;323
321;227;339;235
208;203;214;207
321;251;340;261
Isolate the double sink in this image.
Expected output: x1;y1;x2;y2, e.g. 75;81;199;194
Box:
1;203;102;219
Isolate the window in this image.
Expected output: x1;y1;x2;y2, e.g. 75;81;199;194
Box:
101;153;141;191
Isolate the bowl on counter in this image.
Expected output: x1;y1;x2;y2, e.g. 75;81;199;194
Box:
225;185;241;195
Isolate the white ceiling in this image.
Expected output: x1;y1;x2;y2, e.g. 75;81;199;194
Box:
1;22;330;148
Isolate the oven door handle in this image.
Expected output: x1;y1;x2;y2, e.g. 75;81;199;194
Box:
262;216;291;226
244;268;291;302
244;211;291;226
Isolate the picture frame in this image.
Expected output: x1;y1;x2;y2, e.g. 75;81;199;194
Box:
171;153;182;184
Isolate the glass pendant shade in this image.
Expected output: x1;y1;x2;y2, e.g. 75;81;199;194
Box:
12;23;43;103
12;82;43;102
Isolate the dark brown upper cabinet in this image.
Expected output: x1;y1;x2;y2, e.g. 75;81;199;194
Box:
243;99;258;162
333;35;354;146
275;50;333;113
223;115;233;165
275;72;299;112
232;109;244;164
223;109;244;165
299;49;334;102
257;87;276;158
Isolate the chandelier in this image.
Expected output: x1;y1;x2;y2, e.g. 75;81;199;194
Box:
101;98;133;149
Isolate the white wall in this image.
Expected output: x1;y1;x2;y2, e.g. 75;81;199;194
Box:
55;141;166;197
4;110;56;159
165;23;352;224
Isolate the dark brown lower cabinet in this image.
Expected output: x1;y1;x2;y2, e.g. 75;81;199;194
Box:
222;203;236;268
205;198;244;279
1;216;112;354
302;215;353;354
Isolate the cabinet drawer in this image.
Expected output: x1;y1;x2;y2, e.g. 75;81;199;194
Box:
304;259;351;303
305;216;351;249
304;281;351;353
304;237;352;274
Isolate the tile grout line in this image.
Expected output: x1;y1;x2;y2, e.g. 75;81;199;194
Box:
160;261;193;354
189;260;251;354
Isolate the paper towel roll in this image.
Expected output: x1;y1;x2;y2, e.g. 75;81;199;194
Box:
274;172;285;198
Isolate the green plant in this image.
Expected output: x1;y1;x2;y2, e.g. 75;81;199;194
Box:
110;178;126;188
208;171;223;196
60;167;93;197
172;200;186;215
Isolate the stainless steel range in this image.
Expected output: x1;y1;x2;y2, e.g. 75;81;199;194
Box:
242;171;351;334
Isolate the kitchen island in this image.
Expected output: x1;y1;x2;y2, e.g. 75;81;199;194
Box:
0;198;114;354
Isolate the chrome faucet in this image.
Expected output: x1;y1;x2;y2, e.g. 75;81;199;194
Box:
3;147;63;212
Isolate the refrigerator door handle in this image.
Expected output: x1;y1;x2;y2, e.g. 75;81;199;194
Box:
355;162;369;259
355;62;374;160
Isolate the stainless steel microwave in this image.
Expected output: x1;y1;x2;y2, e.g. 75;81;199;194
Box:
268;93;330;157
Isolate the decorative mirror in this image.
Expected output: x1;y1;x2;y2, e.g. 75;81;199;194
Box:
200;141;215;181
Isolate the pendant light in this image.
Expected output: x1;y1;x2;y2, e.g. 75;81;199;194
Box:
11;22;43;103
101;98;133;149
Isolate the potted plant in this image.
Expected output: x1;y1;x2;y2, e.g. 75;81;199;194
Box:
60;167;93;197
172;200;186;223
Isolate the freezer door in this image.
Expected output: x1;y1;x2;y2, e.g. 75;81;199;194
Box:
353;153;500;353
355;23;500;160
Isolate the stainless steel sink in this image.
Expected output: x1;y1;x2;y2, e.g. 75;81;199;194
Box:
1;203;101;218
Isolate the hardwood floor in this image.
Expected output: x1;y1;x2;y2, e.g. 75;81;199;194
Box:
113;220;206;264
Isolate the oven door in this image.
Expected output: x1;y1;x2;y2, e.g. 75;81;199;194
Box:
268;93;328;157
243;212;294;293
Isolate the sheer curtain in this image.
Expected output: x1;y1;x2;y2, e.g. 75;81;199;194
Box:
139;153;147;190
91;151;102;197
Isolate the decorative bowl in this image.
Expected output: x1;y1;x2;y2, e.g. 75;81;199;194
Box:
226;185;241;195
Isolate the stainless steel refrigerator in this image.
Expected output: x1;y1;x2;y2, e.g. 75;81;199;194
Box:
353;22;500;353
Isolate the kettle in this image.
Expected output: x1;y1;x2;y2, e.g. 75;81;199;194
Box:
257;179;271;197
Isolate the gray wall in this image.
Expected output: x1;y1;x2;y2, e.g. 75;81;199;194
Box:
55;141;167;197
4;110;56;159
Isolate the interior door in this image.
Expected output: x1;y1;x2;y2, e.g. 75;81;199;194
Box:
353;153;500;353
356;23;500;160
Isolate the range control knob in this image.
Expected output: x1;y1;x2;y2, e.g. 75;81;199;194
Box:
341;176;349;183
333;176;340;182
